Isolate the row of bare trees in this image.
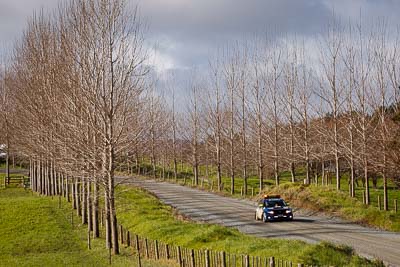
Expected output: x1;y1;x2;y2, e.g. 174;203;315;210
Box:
1;6;400;260
139;20;400;210
0;0;148;255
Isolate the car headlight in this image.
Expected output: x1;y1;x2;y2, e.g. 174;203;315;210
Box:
285;209;292;214
267;211;274;214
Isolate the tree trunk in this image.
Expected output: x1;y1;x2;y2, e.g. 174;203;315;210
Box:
364;159;370;205
87;178;92;232
76;178;81;216
289;108;295;183
104;189;111;249
274;124;279;186
93;174;99;238
258;120;263;192
216;143;222;191
82;176;87;224
5;139;10;185
350;158;355;198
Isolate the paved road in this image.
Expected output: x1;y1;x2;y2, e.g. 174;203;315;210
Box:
120;177;400;267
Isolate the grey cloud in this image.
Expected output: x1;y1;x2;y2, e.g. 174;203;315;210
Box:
141;0;331;41
140;0;400;69
0;0;59;47
1;0;400;70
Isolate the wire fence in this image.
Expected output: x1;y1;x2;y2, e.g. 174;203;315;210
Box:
112;221;305;267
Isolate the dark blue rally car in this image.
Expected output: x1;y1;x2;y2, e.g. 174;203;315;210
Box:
255;195;293;222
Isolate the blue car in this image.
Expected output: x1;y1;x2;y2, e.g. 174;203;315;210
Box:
255;195;293;222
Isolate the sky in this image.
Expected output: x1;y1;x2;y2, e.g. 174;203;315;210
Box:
1;0;400;82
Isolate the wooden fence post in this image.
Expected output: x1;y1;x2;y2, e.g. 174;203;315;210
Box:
269;256;275;267
205;250;210;267
190;249;195;267
135;235;142;267
177;246;183;267
221;251;226;267
244;254;249;267
166;244;170;259
155;240;160;260
144;238;149;258
127;231;131;247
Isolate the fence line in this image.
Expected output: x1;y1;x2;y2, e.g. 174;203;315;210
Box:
111;216;303;267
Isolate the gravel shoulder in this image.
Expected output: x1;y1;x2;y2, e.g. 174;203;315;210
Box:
119;176;400;267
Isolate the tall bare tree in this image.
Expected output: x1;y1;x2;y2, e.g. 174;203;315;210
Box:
317;17;345;190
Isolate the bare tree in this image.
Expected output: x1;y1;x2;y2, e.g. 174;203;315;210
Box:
371;22;391;210
266;44;283;186
249;47;267;191
317;17;345;190
238;47;249;194
206;61;224;191
295;45;314;185
222;46;242;194
282;42;299;183
186;75;201;186
353;21;374;205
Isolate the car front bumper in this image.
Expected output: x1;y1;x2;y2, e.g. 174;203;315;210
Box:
265;213;293;221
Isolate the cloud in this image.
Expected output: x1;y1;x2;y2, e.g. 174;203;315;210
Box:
1;0;400;73
0;0;59;48
138;0;400;70
139;0;331;68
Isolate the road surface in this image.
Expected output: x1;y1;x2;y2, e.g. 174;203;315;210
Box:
120;177;400;266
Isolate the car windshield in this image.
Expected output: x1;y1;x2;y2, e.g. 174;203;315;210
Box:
264;199;287;207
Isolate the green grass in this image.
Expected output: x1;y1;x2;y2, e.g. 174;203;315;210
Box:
335;174;400;211
0;187;175;267
264;183;400;232
115;186;383;266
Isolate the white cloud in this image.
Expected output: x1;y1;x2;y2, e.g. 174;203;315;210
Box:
148;48;176;74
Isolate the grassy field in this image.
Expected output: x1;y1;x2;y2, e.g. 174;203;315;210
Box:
115;186;383;266
0;187;175;267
